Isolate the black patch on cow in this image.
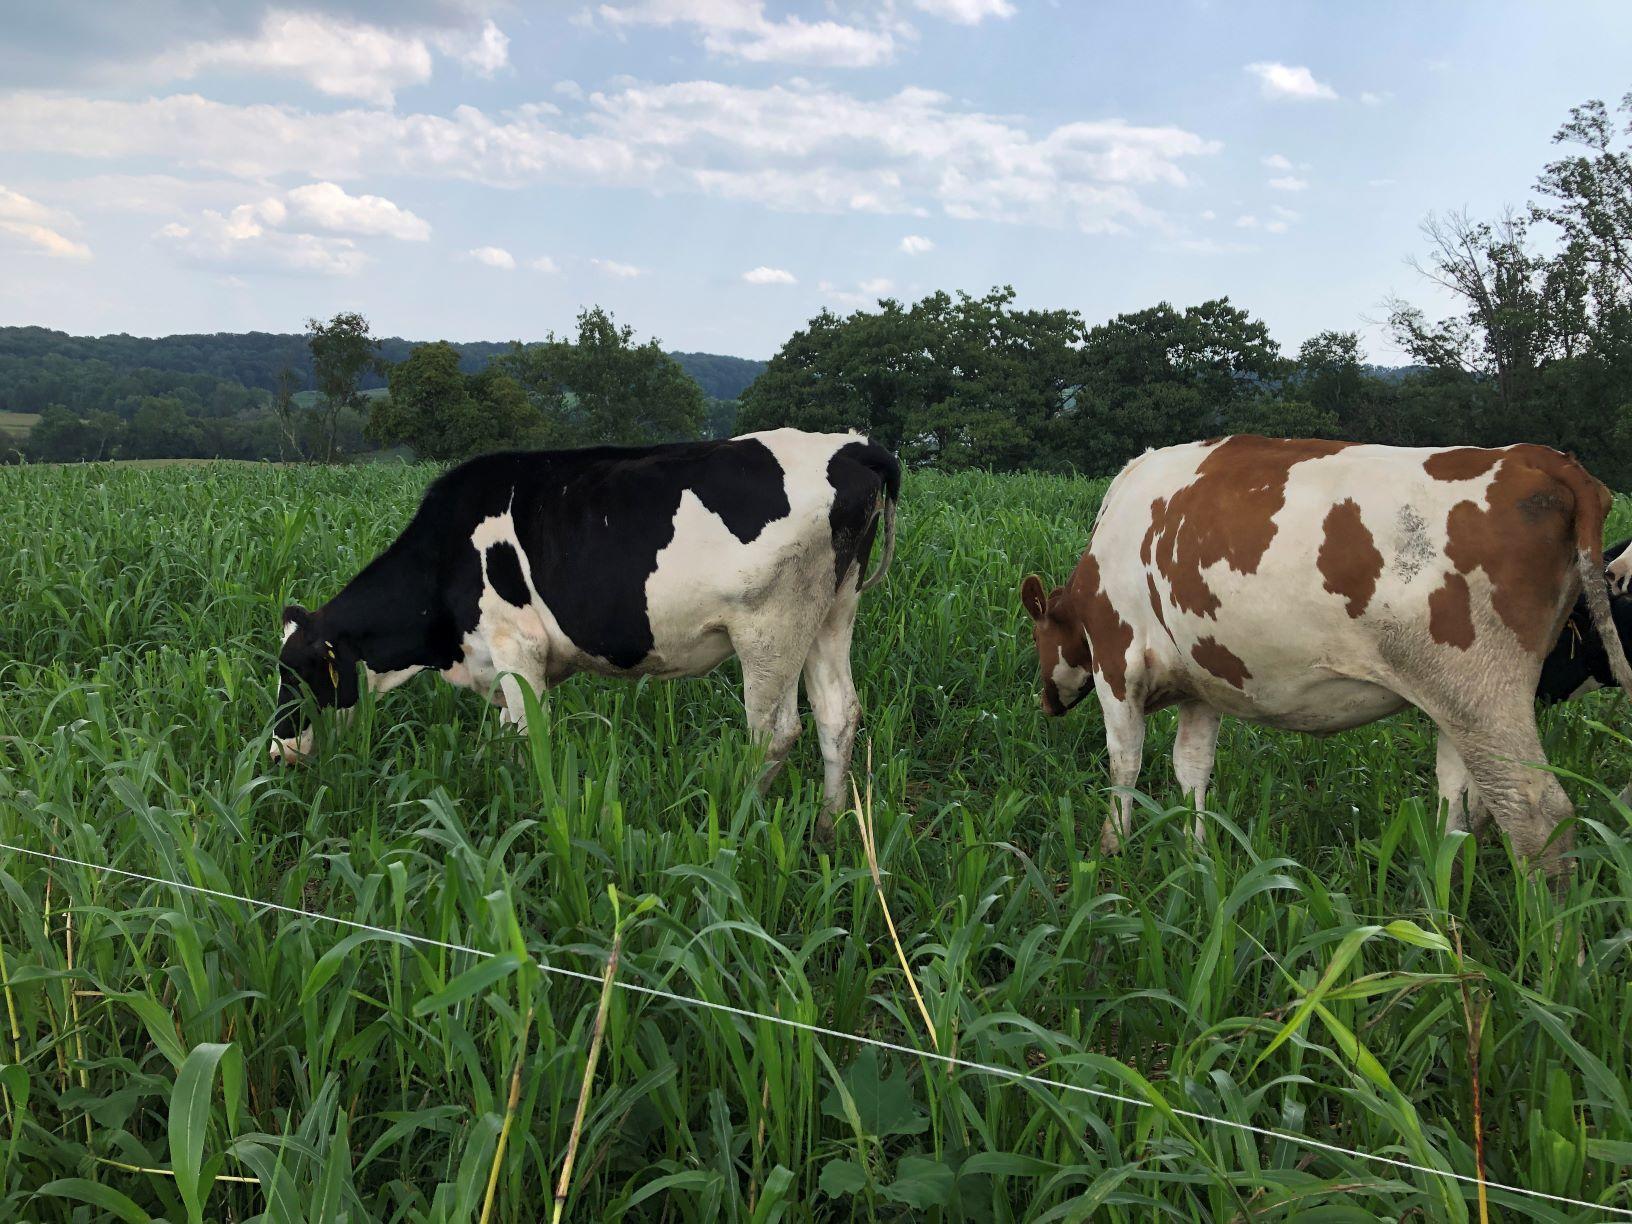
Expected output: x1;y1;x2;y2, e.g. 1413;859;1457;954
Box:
486;541;531;607
305;437;813;677
1538;537;1632;703
826;439;901;590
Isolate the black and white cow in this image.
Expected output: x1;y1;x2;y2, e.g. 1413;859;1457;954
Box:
1539;538;1632;703
272;429;900;830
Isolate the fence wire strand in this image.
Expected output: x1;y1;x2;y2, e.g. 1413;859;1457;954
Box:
2;838;1629;1218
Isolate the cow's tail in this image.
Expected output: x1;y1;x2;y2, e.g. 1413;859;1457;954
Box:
1562;457;1632;697
857;441;901;594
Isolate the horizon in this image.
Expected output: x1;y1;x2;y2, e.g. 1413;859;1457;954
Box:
4;3;1632;361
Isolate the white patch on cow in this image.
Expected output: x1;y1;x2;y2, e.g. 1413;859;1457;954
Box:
281;619;298;644
1609;548;1632;595
457;500;552;714
367;666;423;694
639;427;859;681
1050;647;1089;709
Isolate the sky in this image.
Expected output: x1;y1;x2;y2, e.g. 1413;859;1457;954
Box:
3;2;1631;361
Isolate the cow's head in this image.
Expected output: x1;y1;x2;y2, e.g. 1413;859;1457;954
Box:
1020;575;1093;716
271;604;360;763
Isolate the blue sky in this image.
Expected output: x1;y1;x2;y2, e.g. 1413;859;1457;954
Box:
2;1;1630;360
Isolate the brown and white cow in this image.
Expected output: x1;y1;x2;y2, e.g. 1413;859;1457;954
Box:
1020;436;1632;875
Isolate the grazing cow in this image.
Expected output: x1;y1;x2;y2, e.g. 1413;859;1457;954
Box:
273;429;900;831
1020;436;1632;875
1539;538;1632;703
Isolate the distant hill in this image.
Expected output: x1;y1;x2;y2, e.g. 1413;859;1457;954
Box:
0;326;767;411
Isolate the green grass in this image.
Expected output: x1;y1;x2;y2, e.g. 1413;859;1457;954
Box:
1;460;1630;1221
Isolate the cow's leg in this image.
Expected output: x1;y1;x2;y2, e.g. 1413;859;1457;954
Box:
1099;696;1147;855
803;586;863;843
1432;706;1572;883
1434;732;1487;834
742;654;805;795
1172;701;1222;844
488;629;548;733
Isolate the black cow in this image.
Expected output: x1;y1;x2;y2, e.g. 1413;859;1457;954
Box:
1539;539;1632;703
274;429;900;830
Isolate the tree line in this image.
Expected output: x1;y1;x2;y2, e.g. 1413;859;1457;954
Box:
11;89;1632;484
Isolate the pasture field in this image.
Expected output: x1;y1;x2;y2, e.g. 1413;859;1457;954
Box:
0;411;40;442
2;461;1632;1222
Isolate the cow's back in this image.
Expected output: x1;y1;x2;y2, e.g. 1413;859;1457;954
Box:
1090;437;1591;726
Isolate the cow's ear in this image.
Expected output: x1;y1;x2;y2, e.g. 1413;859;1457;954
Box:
1020;575;1048;622
283;604;311;628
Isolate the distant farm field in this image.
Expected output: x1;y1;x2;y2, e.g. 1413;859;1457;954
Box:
0;410;40;440
2;461;1631;1221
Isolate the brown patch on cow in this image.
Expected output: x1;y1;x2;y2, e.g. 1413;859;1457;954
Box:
1316;498;1384;618
1146;574;1167;630
1140;499;1164;566
1427;571;1476;649
1424;448;1502;482
1070;553;1134;701
1191;636;1252;689
1442;446;1587;654
1146;436;1354;618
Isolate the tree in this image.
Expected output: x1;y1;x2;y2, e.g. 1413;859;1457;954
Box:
739;286;1085;469
123;397;204;459
271;364;303;460
1385;211;1565;424
24;405;123;462
369;341;544;461
499;307;705;447
1061;298;1284;472
1532;91;1632;314
306;311;381;463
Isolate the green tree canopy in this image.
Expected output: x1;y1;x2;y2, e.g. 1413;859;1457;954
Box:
369;341;544;461
306;311;382;463
738;286;1085;470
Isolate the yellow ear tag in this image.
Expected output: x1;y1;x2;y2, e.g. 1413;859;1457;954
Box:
325;645;339;690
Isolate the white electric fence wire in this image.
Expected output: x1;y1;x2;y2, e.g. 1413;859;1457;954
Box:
3;839;1629;1218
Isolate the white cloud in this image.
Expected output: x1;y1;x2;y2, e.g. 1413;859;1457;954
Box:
0;185;92;260
1368;177;1396;188
1245;62;1337;102
599;1;895;67
1236;205;1297;235
284;181;430;240
168;10;435;106
821;277;895;307
555;80;585;100
156;202;364;274
1199;208;1216;221
1360;90;1391;107
529;255;561;273
913;0;1016;24
899;233;934;254
435;20;509;76
0;82;1218;235
742;264;795;284
1261;152;1293;171
469;245;515;269
1267;174;1308;191
592;257;642;277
